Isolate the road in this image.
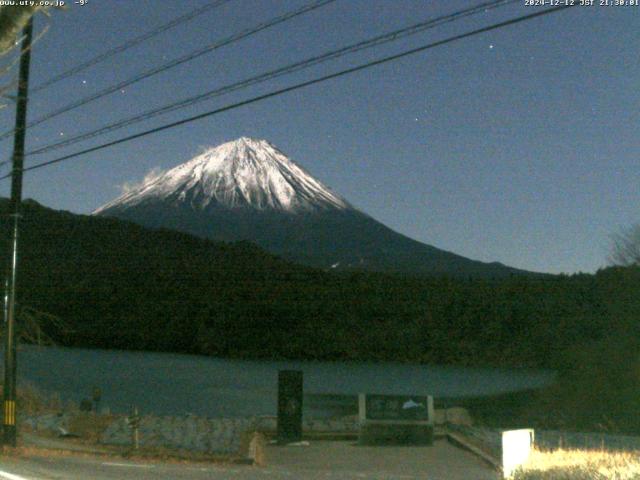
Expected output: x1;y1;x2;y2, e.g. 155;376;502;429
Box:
0;440;499;479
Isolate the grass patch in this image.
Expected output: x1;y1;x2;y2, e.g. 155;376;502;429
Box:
15;382;70;416
67;412;117;441
1;444;243;465
513;448;640;479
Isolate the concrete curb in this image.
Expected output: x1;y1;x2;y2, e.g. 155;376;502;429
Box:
21;432;116;455
446;430;501;471
19;432;253;465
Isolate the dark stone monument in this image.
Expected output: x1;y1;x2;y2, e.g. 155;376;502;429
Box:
277;370;303;444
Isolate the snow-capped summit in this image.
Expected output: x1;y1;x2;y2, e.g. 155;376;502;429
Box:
94;137;349;215
94;137;533;278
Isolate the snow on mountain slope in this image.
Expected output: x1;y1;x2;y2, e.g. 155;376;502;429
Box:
94;137;349;215
93;137;538;278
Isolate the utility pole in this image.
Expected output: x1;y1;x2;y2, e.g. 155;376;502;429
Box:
3;16;33;448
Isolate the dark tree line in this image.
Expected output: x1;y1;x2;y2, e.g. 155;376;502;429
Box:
2;199;639;432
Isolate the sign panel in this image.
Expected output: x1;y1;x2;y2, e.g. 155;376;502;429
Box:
358;393;435;445
364;395;432;422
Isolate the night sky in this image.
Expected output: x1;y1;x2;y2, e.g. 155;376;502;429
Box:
0;0;637;274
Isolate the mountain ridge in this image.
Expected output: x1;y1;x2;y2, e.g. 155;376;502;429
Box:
95;137;541;278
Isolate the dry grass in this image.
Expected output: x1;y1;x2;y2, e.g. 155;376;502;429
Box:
2;444;239;466
14;382;71;415
513;448;640;479
66;412;117;441
17;384;64;415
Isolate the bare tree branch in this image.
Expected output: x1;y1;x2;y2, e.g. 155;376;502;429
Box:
0;6;40;54
609;224;640;267
0;7;53;109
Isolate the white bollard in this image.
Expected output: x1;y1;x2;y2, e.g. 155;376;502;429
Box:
502;428;534;478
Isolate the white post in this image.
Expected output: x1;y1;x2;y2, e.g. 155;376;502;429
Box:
502;429;534;478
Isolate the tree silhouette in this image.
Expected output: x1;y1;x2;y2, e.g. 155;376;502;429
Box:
609;224;640;266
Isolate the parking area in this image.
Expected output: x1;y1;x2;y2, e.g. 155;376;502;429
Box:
263;439;499;479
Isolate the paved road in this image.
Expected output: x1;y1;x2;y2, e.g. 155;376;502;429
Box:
0;440;498;479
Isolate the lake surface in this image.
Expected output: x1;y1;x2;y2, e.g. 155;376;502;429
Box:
15;345;554;418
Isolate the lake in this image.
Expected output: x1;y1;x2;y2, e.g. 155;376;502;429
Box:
15;345;554;418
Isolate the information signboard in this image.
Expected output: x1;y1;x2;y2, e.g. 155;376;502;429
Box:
364;395;431;421
358;393;434;446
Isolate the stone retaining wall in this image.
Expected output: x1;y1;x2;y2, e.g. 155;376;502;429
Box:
101;414;255;454
22;412;72;434
21;412;256;455
21;407;474;455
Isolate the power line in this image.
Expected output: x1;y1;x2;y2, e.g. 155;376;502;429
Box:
27;0;519;157
0;0;336;142
30;0;234;94
0;4;576;182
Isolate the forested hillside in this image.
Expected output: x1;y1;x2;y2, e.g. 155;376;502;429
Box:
1;199;639;431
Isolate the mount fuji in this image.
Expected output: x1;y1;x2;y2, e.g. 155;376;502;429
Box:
94;137;531;277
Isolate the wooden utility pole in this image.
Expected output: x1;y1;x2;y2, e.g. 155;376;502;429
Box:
3;16;33;447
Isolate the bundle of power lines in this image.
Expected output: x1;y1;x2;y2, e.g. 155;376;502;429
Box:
0;0;577;181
